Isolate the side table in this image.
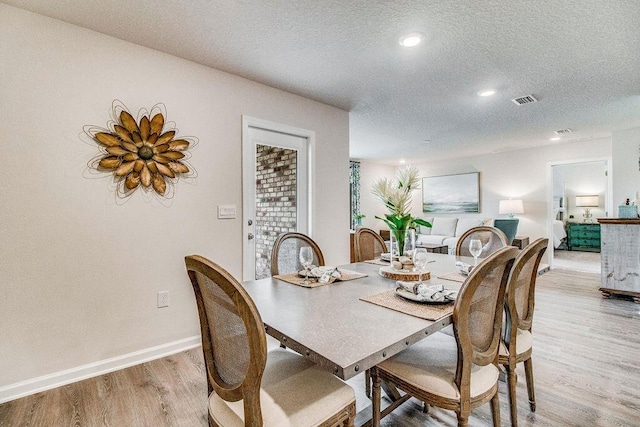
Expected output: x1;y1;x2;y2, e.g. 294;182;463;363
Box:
512;236;529;250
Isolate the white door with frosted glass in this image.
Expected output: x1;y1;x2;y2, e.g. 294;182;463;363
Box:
242;117;312;281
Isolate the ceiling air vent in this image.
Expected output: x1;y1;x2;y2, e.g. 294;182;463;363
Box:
555;129;572;135
511;94;538;105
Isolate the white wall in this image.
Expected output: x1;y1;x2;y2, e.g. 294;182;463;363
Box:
359;138;613;248
0;5;349;392
355;161;395;230
612;127;640;207
554;162;607;220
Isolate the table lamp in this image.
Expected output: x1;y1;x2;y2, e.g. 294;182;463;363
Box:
575;195;598;222
499;199;524;219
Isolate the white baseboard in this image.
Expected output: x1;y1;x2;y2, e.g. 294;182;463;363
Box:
0;335;201;404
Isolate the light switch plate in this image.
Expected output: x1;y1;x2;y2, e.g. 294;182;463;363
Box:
218;204;237;219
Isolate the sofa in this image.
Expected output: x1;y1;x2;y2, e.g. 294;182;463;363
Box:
416;217;493;253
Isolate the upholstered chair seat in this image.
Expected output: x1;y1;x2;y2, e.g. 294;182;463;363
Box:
499;329;533;358
377;333;500;402
209;348;355;427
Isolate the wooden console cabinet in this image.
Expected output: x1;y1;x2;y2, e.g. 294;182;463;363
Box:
598;219;640;303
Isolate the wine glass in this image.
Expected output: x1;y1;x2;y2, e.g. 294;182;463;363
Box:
413;248;428;283
299;247;314;285
469;239;482;266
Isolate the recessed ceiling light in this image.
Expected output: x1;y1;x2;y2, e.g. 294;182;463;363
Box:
550;137;561;141
478;89;496;97
399;159;406;164
399;32;425;47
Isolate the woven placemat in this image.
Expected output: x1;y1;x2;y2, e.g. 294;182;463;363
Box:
437;272;467;283
274;269;368;288
360;289;453;320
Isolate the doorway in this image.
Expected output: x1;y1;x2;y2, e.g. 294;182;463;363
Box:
242;117;313;281
548;158;611;272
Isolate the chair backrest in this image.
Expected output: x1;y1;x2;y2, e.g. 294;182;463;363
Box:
456;226;509;258
355;227;387;262
452;246;518;393
185;255;267;425
270;232;325;276
503;238;548;348
493;219;519;245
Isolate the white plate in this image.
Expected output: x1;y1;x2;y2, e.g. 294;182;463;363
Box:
394;287;456;304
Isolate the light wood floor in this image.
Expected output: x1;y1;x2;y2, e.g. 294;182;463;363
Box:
552;249;600;274
2;269;639;426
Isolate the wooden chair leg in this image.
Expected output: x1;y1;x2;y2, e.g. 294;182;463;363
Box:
371;372;382;427
506;365;518;427
524;358;536;411
365;369;371;398
456;410;469;427
490;392;501;427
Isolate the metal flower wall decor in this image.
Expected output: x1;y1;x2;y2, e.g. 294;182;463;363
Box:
85;101;197;199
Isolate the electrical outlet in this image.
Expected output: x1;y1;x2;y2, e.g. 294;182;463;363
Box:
157;291;169;308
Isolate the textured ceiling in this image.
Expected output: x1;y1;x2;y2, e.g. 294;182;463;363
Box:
4;0;640;162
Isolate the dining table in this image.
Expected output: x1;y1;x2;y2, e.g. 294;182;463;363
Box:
241;252;473;424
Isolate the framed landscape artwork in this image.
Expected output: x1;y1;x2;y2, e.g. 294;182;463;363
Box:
422;172;480;213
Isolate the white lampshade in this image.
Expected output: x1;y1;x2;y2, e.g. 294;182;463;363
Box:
499;199;524;217
575;195;598;207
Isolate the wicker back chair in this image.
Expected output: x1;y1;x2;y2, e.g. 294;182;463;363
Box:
185;255;356;426
270;232;325;276
371;246;518;427
499;238;548;426
354;227;387;262
456;226;509;258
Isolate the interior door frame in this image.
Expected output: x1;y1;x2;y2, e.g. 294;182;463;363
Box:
241;116;315;281
546;156;612;269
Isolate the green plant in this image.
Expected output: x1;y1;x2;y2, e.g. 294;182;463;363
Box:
353;213;366;220
372;165;431;255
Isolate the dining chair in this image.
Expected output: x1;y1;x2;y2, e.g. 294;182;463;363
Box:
370;246;519;427
185;255;356;426
352;226;388;397
456;225;509;258
499;238;548;426
354;227;387;262
271;232;325;276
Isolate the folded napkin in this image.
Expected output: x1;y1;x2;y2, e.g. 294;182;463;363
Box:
316;266;341;284
396;280;425;294
396;281;458;303
455;261;474;276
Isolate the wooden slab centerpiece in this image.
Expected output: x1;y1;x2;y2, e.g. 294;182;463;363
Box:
378;266;430;281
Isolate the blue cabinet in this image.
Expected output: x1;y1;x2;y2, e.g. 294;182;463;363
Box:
567;222;600;252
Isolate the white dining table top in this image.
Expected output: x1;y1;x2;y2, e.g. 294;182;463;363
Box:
241;253;469;380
